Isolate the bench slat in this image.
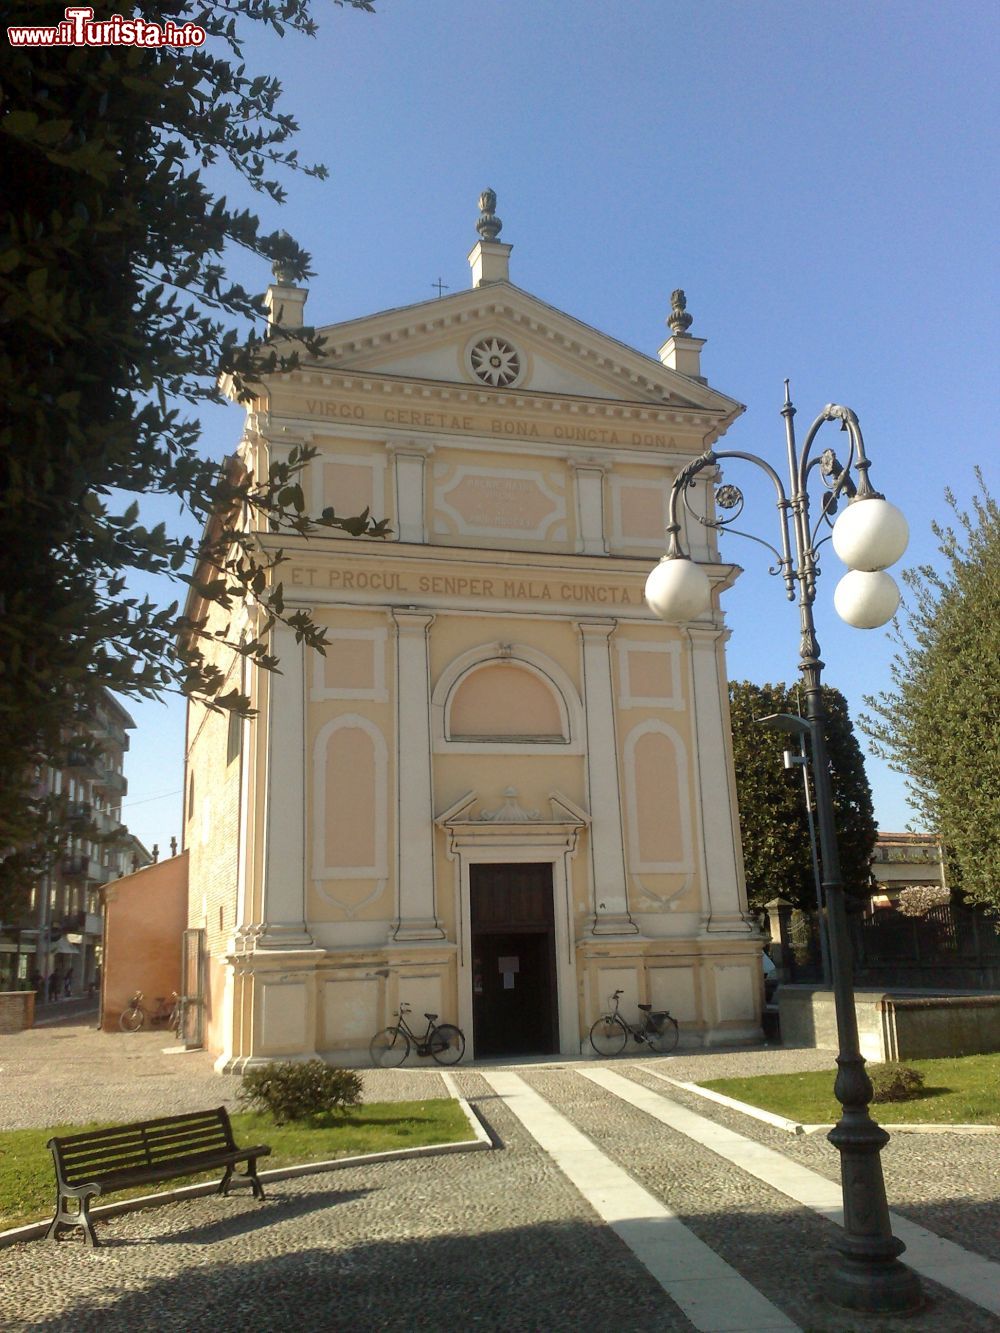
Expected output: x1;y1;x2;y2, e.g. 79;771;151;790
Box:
54;1109;226;1148
59;1131;226;1171
92;1147;270;1194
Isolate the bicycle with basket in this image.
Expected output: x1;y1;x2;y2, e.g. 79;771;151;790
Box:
589;989;679;1056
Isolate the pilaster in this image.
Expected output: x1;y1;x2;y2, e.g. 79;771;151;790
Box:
570;459;609;556
578;619;637;935
257;621;313;948
387;439;431;544
391;609;444;940
683;623;752;936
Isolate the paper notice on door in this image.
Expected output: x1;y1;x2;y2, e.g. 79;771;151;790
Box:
503;972;515;990
497;956;519;973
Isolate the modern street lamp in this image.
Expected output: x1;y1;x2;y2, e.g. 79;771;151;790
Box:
645;383;921;1314
757;710;831;988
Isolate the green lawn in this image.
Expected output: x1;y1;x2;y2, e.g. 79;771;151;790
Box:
701;1053;1000;1126
0;1098;472;1232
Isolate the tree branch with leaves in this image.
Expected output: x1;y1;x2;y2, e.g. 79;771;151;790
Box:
729;681;877;913
860;472;999;913
0;0;379;910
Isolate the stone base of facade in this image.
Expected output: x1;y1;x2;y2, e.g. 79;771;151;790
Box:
205;933;764;1068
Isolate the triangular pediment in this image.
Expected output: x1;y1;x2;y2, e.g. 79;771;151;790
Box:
299;283;740;421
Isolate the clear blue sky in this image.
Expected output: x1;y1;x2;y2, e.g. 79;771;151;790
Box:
119;0;999;857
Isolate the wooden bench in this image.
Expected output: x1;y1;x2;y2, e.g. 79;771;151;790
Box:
46;1106;271;1246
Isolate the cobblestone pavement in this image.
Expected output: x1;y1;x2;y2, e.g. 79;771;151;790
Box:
0;1016;453;1130
1;1019;998;1331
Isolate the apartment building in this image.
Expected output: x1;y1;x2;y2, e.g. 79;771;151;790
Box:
0;689;149;995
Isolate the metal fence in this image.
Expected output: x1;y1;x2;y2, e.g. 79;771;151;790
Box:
783;901;1000;990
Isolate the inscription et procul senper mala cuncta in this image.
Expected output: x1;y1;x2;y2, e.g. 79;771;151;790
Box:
289;566;636;604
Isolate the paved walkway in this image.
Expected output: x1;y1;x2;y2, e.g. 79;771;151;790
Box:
1;1019;998;1331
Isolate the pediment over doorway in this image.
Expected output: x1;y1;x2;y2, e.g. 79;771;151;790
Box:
436;789;589;849
437;787;589;825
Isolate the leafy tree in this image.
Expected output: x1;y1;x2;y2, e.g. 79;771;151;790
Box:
0;0;380;917
729;681;877;913
860;474;1000;913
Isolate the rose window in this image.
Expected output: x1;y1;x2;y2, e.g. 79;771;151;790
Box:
470;337;521;388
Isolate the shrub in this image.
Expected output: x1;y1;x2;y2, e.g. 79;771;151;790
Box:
239;1060;363;1124
867;1062;925;1103
896;885;951;917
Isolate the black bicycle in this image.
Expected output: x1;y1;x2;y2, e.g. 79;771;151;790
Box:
369;1002;466;1067
589;989;679;1056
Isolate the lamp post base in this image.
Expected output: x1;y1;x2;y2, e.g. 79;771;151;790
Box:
826;1103;924;1314
828;1253;923;1315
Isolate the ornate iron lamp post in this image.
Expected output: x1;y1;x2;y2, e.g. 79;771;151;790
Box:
645;383;921;1314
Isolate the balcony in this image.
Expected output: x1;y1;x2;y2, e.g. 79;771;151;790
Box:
101;721;130;749
94;809;123;837
66;801;94;827
61;855;113;884
66;750;101;778
95;767;128;797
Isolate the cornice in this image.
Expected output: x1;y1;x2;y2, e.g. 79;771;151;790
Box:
268;282;744;422
251;527;740;584
262;365;738;441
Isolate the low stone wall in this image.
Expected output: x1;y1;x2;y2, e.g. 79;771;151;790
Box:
882;994;1000;1060
0;991;35;1033
778;985;1000;1061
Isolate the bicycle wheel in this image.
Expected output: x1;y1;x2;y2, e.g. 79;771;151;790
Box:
647;1015;679;1055
370;1027;410;1068
119;1005;144;1033
429;1024;465;1065
589;1015;627;1056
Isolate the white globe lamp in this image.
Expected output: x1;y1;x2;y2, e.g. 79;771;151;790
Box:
832;497;909;571
644;556;712;622
834;569;901;629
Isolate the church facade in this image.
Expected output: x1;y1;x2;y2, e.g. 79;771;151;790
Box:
184;195;763;1069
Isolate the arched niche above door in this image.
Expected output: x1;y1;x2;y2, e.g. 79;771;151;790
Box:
431;644;585;754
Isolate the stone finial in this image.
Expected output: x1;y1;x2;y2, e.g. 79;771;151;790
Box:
476;188;502;242
270;230;298;285
667;288;694;338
